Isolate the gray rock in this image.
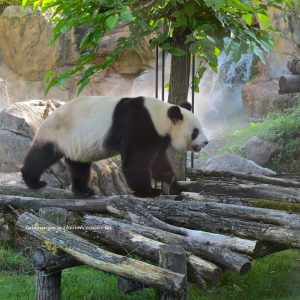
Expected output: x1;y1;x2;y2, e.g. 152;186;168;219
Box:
201;153;276;175
243;136;278;166
0;172;61;188
0;100;63;174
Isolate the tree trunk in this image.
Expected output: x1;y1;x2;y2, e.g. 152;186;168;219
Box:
167;39;191;185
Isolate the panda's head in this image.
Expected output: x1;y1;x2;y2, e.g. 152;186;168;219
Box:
167;102;208;152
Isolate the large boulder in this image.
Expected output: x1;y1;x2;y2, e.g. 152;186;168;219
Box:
242;6;300;119
0;6;78;81
0;6;155;103
242;76;296;119
201;153;276;175
0;100;129;194
242;136;278;166
0;172;61;188
0;99;69;187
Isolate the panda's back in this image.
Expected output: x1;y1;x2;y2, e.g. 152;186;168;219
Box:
36;96;120;162
35;96;171;162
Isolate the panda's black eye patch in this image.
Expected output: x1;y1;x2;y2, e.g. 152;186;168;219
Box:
192;128;199;140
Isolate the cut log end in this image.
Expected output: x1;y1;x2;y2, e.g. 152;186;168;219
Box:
239;261;251;275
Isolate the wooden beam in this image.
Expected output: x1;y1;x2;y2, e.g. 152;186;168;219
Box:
159;245;187;300
16;212;185;294
279;75;300;94
176;180;300;203
186;168;300;188
84;216;251;275
287;59;300;75
83;216;221;284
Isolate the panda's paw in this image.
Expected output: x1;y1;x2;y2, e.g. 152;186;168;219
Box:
38;181;47;188
27;180;47;189
134;188;162;198
169;180;181;195
73;187;95;198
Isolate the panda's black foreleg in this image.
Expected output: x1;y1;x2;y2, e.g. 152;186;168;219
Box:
21;141;63;189
122;150;161;198
151;151;175;183
65;159;94;198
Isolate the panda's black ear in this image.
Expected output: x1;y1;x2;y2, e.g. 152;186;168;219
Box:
167;106;183;124
180;102;192;111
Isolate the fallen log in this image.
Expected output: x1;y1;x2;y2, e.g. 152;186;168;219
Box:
180;192;250;206
106;199;263;256
0;185;75;199
84;215;221;284
32;247;82;272
159;245;187;300
176;180;300;203
84;216;251;275
279;75;300;94
287;59;300;75
177;195;300;229
186;168;300;188
0;195;109;212
106;197;300;249
180;192;300;213
16;212;185;294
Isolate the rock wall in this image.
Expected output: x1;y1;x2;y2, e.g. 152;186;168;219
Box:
0;5;155;107
242;6;300;119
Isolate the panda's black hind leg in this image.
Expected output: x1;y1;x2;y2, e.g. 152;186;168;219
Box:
21;141;63;189
65;159;94;198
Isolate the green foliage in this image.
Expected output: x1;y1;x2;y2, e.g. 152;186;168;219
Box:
21;0;295;94
217;103;300;165
0;0;22;13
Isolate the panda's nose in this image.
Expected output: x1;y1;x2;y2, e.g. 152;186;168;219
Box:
204;141;209;145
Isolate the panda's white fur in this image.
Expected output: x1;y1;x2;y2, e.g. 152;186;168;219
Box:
22;96;208;197
35;96;207;162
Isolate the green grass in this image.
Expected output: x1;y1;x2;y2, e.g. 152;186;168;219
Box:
0;241;300;300
197;102;300;171
0;242;34;275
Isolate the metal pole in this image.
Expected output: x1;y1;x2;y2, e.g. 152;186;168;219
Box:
191;55;196;168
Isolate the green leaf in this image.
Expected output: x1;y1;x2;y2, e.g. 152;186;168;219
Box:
232;42;241;62
183;3;195;17
257;13;270;29
77;78;91;95
105;14;119;30
253;45;266;64
168;48;186;56
44;70;54;83
120;10;133;22
204;0;225;10
223;37;232;50
242;14;253;26
214;47;221;57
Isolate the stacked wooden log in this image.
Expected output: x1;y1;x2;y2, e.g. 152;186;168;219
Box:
279;58;300;94
1;169;300;298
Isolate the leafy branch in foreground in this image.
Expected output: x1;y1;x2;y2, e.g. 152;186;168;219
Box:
22;0;295;94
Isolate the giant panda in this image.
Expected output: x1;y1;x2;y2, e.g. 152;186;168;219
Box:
21;96;208;197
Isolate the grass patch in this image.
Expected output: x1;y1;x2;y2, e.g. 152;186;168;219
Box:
0;240;300;299
0;242;34;275
190;250;300;300
221;105;300;156
198;102;300;171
